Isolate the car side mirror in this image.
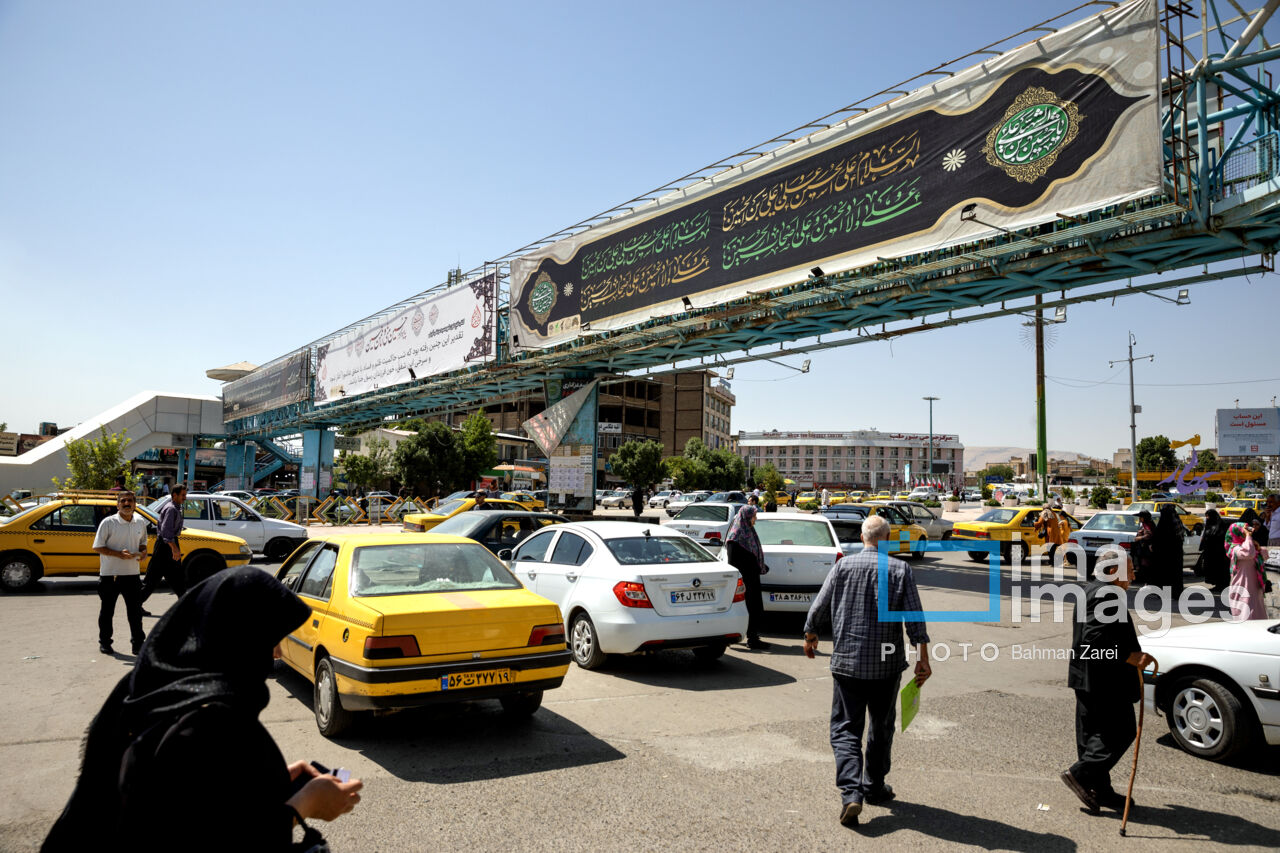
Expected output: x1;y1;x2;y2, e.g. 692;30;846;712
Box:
497;548;513;561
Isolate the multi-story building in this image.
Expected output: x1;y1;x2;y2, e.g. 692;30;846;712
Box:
738;429;964;491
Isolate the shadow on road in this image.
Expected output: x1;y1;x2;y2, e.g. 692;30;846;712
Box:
272;665;625;784
1087;802;1280;846
1153;732;1280;777
598;648;797;691
858;800;1077;850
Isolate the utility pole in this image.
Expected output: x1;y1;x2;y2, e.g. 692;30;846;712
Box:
923;396;939;486
1034;296;1048;500
1109;332;1153;500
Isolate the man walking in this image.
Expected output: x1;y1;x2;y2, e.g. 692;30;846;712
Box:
821;486;831;509
1061;547;1155;812
91;491;149;655
142;483;187;606
804;515;931;826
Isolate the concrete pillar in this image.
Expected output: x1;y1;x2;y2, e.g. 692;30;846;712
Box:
300;429;335;499
223;441;254;491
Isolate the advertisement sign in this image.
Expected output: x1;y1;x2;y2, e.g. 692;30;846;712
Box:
1216;408;1280;456
315;273;496;405
0;432;16;456
598;422;622;434
510;0;1160;350
524;380;600;458
222;351;311;422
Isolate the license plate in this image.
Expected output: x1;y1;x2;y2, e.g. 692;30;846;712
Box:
671;589;716;604
441;669;513;690
769;591;813;603
1084;538;1110;548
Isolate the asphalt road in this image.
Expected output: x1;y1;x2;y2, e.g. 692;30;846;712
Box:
1;522;1278;852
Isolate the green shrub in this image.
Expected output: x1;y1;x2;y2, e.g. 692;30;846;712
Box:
1089;486;1113;509
1204;491;1222;503
1061;486;1076;501
983;499;1000;506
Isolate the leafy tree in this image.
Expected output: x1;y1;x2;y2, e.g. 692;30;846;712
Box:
340;436;392;491
981;464;1015;482
393;422;465;497
665;455;709;491
0;422;6;432
53;427;139;491
1194;449;1218;470
1082;467;1099;477
706;448;747;491
1136;435;1177;471
664;438;744;491
755;462;785;506
611;439;665;511
458;412;498;484
1089;485;1113;509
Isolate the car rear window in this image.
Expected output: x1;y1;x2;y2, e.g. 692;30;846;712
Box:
605;536;716;565
977;509;1019;524
675;505;731;522
1082;513;1140;532
432;499;467;515
350;542;523;596
754;519;836;548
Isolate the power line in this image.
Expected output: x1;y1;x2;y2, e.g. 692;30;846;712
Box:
1048;375;1280;389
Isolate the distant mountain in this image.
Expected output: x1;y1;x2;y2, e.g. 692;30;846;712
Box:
963;446;1092;472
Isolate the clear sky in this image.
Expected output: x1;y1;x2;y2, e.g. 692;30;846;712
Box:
1;0;1277;459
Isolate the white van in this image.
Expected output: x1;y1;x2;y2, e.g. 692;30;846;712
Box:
147;493;308;560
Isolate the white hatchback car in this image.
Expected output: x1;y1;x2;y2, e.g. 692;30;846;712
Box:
148;493;308;560
719;514;844;612
505;521;748;669
662;502;745;549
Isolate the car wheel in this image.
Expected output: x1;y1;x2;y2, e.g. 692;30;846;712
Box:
499;689;544;717
692;644;727;662
570;611;608;670
0;554;42;592
968;551;988;562
1004;541;1027;565
265;537;297;562
314;656;356;737
912;537;928;560
1168;677;1254;762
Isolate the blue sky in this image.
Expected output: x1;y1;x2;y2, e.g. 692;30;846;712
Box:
1;0;1276;459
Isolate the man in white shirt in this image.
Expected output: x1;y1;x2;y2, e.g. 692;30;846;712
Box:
92;491;149;655
821;487;831;509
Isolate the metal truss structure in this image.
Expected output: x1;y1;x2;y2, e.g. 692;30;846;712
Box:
227;0;1280;442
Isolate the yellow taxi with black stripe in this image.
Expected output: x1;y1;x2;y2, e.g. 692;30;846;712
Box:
501;491;546;511
401;496;528;533
828;490;850;506
1126;501;1204;534
0;492;252;592
1220;497;1266;519
951;506;1082;563
819;504;929;557
274;532;571;736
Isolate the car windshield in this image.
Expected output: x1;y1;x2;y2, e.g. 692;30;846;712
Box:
350;542;523;596
0;504;46;524
428;513;491;537
605;536;716;565
1082;513;1139;532
432;499;467;515
755;519;836;547
977;509;1020;524
675;504;731;522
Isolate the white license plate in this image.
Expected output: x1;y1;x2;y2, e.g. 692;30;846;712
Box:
769;591;813;603
441;669;513;690
671;589;716;604
1084;538;1111;548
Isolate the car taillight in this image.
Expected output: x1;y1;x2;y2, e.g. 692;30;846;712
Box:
528;623;565;646
1119;541;1131;549
967;530;988;538
732;578;745;602
403;522;424;533
835;552;843;562
612;581;653;608
1067;535;1077;543
703;531;722;542
364;635;421;659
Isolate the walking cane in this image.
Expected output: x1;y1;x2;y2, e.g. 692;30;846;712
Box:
1120;659;1158;837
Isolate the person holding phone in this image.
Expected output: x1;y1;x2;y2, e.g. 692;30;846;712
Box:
91;490;149;655
43;568;363;852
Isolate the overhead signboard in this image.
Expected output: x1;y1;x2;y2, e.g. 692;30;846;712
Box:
510;0;1160;350
0;432;16;457
222;352;311;422
314;273;496;406
1216;407;1280;456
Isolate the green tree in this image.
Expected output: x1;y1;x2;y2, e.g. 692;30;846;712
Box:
1194;449;1218;471
705;448;747;491
393;422;464;497
755;462;785;506
664;455;709;491
1136;435;1177;471
1089;485;1113;509
53;427;138;491
981;464;1016;482
340;436;392;491
611;439;665;508
458;412;498;485
0;422;6;432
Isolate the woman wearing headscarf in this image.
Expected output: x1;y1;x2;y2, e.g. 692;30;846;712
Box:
1151;504;1185;595
1226;522;1269;620
43;568;363;852
1198;508;1230;593
1131;510;1156;586
725;503;770;650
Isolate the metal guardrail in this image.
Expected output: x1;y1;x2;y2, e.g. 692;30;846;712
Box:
1213;130;1280;200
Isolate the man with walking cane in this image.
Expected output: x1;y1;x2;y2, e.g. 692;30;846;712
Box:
1061;547;1156;814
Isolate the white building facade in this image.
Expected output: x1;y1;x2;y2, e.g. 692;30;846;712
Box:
738;429;964;491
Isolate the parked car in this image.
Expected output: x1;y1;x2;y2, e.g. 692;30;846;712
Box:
505;521;747;668
908;487;939;501
148;493;308;560
1065;511;1199;570
819;504;928;558
431;510;567;555
1221;497;1267;519
647;489;682;509
868;500;954;541
706;491;748;504
0;494;252;592
662;502;746;549
1140;619;1280;762
214;489;259;503
962;489;982;502
600;490;633;509
720;514;843;612
951;506;1082;564
1125;501;1203;535
274;532;572;735
665;490;713;516
500;491;547;511
400;496;528;533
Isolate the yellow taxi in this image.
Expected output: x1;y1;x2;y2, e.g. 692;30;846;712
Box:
828;491;850;506
821;504;928;557
765;491;792;506
274;532;571;736
848;491;868;503
500;491;546;511
951;506;1082;563
1221;497;1266;519
1127;501;1203;534
401;496;528;533
0;492;252;592
871;492;894;501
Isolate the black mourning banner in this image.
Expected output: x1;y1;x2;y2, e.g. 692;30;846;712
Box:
222;352;311;422
514;66;1146;340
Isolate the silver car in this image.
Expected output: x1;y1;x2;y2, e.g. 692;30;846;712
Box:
869;500;954;540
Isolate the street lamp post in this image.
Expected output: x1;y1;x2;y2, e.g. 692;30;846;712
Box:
1109;332;1153;500
923;396;940;486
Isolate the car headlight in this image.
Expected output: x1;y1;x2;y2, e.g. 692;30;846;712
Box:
239;545;253;556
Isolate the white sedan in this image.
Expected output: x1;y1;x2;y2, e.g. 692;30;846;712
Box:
719;515;844;612
1141;619;1280;762
662;502;745;549
600;490;633;508
505;521;748;669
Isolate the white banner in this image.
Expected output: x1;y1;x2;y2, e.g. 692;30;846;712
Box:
1216;408;1280;456
315;275;495;405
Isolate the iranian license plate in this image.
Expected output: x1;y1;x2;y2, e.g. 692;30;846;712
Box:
769;591;813;603
1084;538;1110;548
441;669;513;690
671;589;716;604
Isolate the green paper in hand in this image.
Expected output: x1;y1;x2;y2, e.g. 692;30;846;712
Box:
900;679;921;732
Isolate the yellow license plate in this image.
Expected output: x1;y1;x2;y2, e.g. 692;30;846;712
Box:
441;669;513;691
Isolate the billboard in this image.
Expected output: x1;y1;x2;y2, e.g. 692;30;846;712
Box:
315;273;496;405
222;351;311;422
0;433;16;457
1216;408;1280;456
510;0;1160;350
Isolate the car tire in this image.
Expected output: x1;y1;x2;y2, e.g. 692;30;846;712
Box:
912;537;928;560
692;644;727;662
1004;541;1027;565
314;656;357;738
968;551;988;562
499;689;544;717
569;611;608;670
0;553;42;592
1168;676;1255;762
265;537;297;562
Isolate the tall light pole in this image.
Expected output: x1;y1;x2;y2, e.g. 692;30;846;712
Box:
923;396;939;486
1109;332;1153;499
